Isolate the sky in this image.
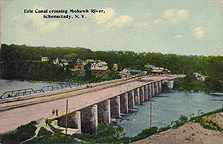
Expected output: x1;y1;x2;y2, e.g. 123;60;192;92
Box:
1;0;223;56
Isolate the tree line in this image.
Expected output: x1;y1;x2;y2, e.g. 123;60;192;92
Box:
1;44;222;92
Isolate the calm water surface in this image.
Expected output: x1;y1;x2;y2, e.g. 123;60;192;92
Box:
116;91;223;137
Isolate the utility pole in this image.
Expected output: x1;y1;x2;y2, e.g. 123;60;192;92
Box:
65;99;68;134
150;95;152;127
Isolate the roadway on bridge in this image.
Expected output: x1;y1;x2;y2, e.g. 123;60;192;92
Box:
0;75;179;133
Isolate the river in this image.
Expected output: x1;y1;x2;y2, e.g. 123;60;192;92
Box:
116;90;223;137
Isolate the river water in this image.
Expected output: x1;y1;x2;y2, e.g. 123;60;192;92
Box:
116;90;223;137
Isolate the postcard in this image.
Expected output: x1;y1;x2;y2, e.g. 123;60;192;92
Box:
0;0;222;143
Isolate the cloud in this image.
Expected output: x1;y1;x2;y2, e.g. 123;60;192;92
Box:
193;27;205;38
42;21;60;32
93;8;133;28
26;6;61;32
135;22;149;27
175;35;183;38
153;9;189;25
177;9;189;19
108;15;133;27
152;19;167;25
93;8;116;24
26;6;46;26
163;9;175;19
163;9;189;22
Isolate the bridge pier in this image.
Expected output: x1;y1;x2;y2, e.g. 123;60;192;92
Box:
155;82;159;95
120;93;128;113
57;111;81;132
144;84;149;101
81;105;98;133
98;99;111;125
140;86;145;103
158;81;162;93
110;96;121;119
148;83;151;98
152;82;155;96
134;88;140;105
128;90;135;109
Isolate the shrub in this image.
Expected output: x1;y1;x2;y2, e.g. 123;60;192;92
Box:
24;133;81;144
37;127;53;136
158;125;171;132
131;126;158;142
0;121;37;144
171;115;189;128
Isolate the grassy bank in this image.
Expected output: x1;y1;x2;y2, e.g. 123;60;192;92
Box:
1;108;223;143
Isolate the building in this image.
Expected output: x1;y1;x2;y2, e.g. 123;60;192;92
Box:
150;67;171;75
144;64;155;70
119;69;131;78
86;59;101;64
90;61;109;75
112;63;118;71
73;65;85;71
53;58;68;66
41;57;49;61
71;59;85;71
193;72;207;81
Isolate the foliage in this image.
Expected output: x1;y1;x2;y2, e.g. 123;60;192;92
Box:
0;121;37;144
48;123;63;134
171;115;190;128
1;44;222;92
3;109;223;144
131;126;158;142
37;127;53;136
157;125;171;133
199;116;222;131
190;108;223;132
171;108;223;132
173;73;222;93
73;122;126;143
24;133;81;144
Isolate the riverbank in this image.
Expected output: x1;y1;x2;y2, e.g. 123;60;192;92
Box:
135;112;223;144
135;121;223;144
2;108;223;144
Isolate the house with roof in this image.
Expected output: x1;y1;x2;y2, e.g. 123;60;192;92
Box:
193;72;207;81
112;63;118;71
119;69;131;78
90;61;109;75
144;64;155;70
150;67;171;75
41;57;49;61
86;59;101;64
71;58;85;71
53;58;69;66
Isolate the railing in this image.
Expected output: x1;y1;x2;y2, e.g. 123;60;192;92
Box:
0;82;82;99
0;73;149;99
0;88;36;99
